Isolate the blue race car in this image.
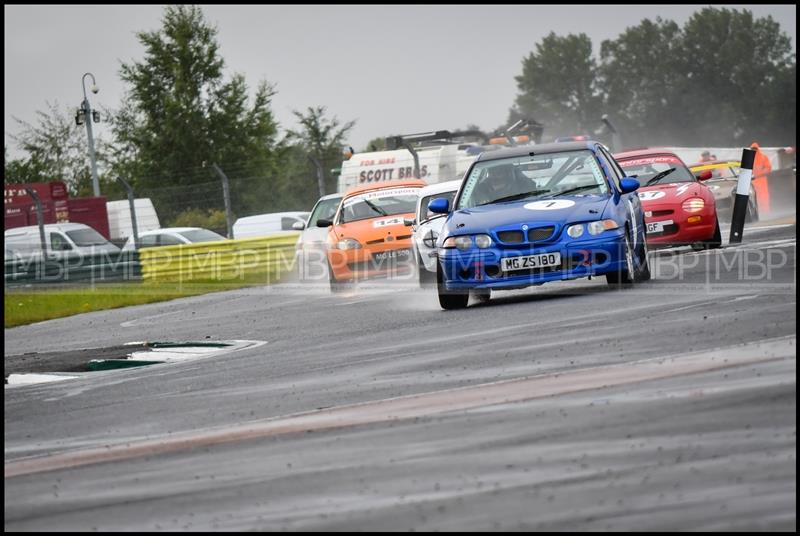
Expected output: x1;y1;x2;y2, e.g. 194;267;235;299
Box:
428;140;650;309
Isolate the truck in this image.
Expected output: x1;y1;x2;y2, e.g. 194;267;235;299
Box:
4;181;110;239
4;182;161;247
337;120;544;194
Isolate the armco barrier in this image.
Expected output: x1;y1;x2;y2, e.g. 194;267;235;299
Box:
4;250;142;285
137;233;299;283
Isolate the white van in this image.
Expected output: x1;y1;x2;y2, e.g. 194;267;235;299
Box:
4;223;121;259
106;198;161;245
232;211;309;239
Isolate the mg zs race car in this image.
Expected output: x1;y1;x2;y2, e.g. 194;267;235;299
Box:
430;141;650;309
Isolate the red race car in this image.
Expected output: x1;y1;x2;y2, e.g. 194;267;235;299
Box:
614;149;721;250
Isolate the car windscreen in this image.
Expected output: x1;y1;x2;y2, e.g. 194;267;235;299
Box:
458;150;609;209
418;190;457;223
65;228;113;247
617;156;695;186
340;187;420;224
178;229;226;242
307;197;342;227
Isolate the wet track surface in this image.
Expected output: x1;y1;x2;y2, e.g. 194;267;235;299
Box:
4;222;796;530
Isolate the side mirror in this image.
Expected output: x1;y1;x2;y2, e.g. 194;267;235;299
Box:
696;170;713;181
619;177;640;194
403;217;415;227
316;218;333;228
428;198;450;214
292;221;306;231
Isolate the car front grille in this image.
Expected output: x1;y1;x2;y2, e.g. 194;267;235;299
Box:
528;226;555;242
495;225;556;245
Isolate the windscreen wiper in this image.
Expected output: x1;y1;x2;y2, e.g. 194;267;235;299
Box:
645;168;676;186
478;189;549;206
363;198;388;216
547;184;600;197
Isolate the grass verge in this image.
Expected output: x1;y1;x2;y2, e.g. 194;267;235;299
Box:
4;271;286;328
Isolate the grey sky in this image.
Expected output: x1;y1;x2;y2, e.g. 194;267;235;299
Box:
4;4;796;159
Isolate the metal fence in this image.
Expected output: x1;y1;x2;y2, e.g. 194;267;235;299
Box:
4;250;141;285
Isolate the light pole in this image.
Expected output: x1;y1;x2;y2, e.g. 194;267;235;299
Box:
76;73;101;196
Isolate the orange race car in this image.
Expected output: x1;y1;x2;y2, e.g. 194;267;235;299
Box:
319;179;426;291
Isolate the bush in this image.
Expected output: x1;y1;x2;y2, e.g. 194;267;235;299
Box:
169;208;229;237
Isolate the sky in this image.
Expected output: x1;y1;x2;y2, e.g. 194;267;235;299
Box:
4;4;797;159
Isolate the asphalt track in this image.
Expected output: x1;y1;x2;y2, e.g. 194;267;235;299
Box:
4;220;796;531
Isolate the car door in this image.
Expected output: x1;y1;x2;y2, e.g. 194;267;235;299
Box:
597;146;646;249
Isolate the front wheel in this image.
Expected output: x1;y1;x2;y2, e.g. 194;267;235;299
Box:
692;218;722;250
472;288;491;304
748;193;759;223
707;218;722;249
328;262;350;294
606;229;635;287
417;253;436;287
437;263;468;310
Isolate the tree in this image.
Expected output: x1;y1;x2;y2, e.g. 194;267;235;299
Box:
5;102;107;196
110;5;282;222
598;18;684;146
5;145;48;186
285;106;355;197
510;7;795;148
676;7;795;146
512;32;601;138
363;136;389;152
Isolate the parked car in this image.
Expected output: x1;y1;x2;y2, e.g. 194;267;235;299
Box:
4;223;121;259
294;193;344;281
431;140;649;309
121;227;227;251
320;180;426;292
688;160;759;222
232;211;309;239
614;149;722;250
406;179;461;286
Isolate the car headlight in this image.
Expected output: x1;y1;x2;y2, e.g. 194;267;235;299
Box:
454;236;473;250
587;219;620;235
682;198;705;213
336;238;362;250
440;236;473;250
567;224;584;238
474;234;492;248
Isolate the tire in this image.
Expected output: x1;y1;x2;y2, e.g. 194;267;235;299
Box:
693;218;722;250
735;191;759;223
606;229;635;287
328;262;349;294
437;263;468;310
707;218;722;249
749;192;759;223
417;253;436;288
635;228;651;282
472;288;491;304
